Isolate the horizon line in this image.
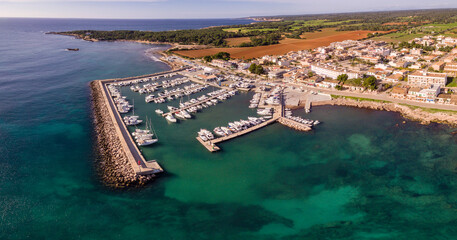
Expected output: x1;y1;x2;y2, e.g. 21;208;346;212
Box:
2;7;457;21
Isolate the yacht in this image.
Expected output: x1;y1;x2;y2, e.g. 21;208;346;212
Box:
165;114;177;123
213;127;226;137
155;109;164;114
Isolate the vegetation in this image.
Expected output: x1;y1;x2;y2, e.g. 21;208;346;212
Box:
239;33;282;47
203;52;231;62
398;41;435;51
248;63;265;75
55;9;457;48
337;74;348;85
399;104;457;114
339;75;378;90
331;95;391;103
447;77;457;87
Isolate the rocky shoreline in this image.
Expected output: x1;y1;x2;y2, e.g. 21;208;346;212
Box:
312;98;457;126
90;81;154;188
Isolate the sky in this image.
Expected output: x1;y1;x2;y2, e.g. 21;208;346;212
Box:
0;0;457;19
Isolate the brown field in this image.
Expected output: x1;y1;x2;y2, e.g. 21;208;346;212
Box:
175;29;388;59
226;37;251;46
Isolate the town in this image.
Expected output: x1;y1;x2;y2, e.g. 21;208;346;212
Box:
164;35;457;107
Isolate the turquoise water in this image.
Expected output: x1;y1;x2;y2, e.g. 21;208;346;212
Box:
2;18;457;239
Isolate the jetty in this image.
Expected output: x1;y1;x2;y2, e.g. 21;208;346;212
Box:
162;89;232;117
196;88;317;152
147;84;205;103
93;69;184;185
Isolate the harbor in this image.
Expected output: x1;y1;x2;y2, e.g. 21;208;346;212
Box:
93;68;323;184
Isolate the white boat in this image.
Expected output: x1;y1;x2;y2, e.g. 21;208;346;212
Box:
221;127;232;135
181;110;192;119
155;109;164;114
165;114;177;123
137;138;158;146
213;127;226;136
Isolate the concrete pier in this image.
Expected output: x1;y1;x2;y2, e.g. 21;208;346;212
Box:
162;89;232;117
197;116;279;152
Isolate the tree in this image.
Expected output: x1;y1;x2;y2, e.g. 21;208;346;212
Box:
249;63;257;73
254;65;265;75
337;74;349;85
308;71;314;78
203;56;213;62
335;85;343;90
363;76;377;90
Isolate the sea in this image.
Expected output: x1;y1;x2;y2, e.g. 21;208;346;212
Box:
2;18;457;240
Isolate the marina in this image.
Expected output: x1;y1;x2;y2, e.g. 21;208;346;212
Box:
96;68;322;179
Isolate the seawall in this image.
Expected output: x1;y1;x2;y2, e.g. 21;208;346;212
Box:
90;81;154;187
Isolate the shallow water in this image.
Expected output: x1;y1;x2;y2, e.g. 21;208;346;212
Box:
2;18;457;239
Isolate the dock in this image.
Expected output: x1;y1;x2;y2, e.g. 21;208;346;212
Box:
305;100;311;112
162;89;232;117
97;70;185;176
147;84;205;103
197;116;279;152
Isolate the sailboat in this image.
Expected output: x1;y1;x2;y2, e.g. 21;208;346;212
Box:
123;99;143;126
135;117;158;146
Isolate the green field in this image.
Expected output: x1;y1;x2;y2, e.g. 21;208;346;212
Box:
447;78;457;87
372;22;457;42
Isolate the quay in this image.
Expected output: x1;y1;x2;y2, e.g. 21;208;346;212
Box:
162;89;232;117
197;116;280;152
147;84;205;103
95;69;185;181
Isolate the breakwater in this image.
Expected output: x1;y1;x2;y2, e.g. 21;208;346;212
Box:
91;81;154;187
278;117;312;131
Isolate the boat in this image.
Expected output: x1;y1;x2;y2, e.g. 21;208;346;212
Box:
134;117;158;146
165;114;177;123
155;109;164;114
213;127;226;136
181;110;192;119
221;127;232;135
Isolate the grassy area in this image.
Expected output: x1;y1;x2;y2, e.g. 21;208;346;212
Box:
399;103;457;114
446;78;457;87
331;95;392;103
372;22;457;42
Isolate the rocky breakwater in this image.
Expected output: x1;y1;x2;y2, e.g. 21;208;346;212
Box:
314;98;457;126
278;118;312;131
90;81;154;188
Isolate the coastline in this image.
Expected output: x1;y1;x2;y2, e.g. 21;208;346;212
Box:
90;81;154;187
312;98;457;126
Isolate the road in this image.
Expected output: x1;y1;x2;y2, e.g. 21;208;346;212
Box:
286;83;457;111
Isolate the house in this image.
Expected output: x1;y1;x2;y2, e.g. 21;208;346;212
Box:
419;85;441;102
310;64;359;79
391;86;409;98
436;93;452;104
407;87;422;100
444;62;457;76
408;71;448;87
431;61;445;71
385;73;404;82
268;70;286;79
410;48;424;55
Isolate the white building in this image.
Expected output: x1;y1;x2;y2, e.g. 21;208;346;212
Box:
408;71;448;87
311;64;359;79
